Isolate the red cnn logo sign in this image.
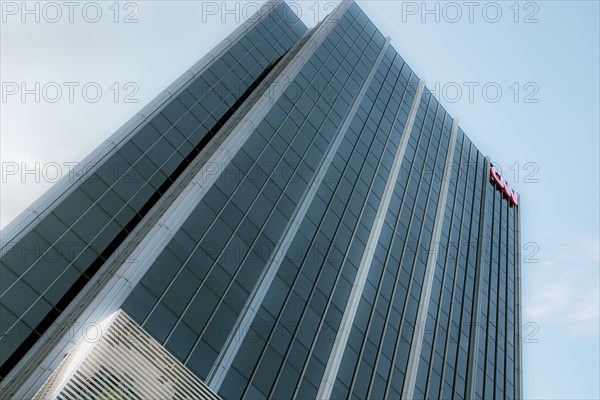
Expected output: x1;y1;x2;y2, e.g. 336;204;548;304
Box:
490;165;518;206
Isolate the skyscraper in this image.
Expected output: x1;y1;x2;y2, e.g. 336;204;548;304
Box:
0;1;522;399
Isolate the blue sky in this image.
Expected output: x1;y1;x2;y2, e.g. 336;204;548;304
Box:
1;1;598;398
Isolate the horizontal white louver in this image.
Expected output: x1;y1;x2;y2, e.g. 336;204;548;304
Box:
33;310;220;400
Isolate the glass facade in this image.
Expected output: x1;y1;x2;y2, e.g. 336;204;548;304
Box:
0;0;306;381
0;1;521;399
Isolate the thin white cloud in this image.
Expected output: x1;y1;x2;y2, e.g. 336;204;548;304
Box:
523;236;600;337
